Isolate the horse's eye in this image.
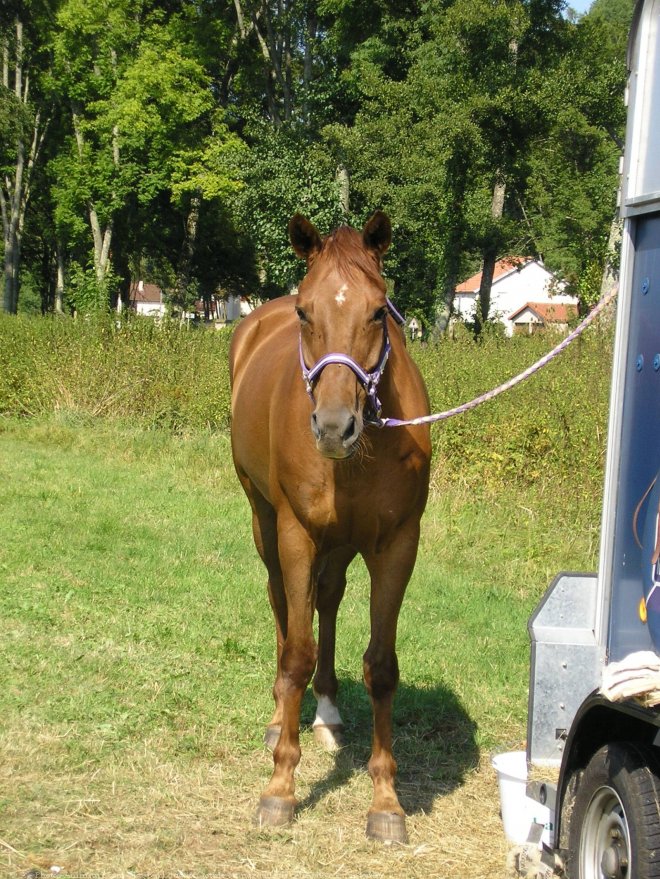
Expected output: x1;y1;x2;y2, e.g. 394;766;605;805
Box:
296;306;309;324
373;306;388;323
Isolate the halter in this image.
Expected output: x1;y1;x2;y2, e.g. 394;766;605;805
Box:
298;298;404;425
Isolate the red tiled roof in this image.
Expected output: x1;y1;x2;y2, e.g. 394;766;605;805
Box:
508;301;578;323
455;257;531;293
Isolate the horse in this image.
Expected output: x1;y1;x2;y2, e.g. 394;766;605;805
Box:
229;211;431;844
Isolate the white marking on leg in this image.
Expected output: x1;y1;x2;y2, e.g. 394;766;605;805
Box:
313;694;343;728
335;284;348;306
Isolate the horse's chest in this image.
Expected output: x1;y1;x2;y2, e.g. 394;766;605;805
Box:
291;467;420;551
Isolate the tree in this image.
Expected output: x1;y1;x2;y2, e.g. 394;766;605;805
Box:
50;0;245;311
1;0;632;321
523;0;632;304
109;20;245;310
326;0;628;331
235;124;343;295
1;7;51;313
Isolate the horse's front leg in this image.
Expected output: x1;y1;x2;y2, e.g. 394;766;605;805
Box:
245;490;287;750
256;512;317;829
362;522;420;844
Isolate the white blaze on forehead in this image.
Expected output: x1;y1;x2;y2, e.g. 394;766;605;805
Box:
335;283;349;306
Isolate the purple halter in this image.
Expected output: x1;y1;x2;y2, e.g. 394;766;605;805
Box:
298;298;404;425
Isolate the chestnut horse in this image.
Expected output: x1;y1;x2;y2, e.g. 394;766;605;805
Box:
229;212;431;843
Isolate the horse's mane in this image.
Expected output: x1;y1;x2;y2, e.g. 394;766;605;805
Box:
317;226;385;288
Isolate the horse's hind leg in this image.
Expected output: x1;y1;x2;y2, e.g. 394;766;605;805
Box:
313;547;355;751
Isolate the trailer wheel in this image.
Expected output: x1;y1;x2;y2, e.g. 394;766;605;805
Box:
568;741;660;879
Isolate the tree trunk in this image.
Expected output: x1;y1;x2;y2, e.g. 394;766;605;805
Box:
175;193;201;312
433;250;462;339
433;164;471;338
3;234;19;313
600;214;622;299
233;0;292;126
1;19;46;314
71;102;116;299
336;165;349;217
302;7;317;123
55;244;65;314
475;178;506;335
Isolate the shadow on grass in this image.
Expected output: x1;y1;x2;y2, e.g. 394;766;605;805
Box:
297;675;478;817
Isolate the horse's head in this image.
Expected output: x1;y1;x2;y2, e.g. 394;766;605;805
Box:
290;212;392;460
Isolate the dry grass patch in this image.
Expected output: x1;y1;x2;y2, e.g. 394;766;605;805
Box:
1;722;511;879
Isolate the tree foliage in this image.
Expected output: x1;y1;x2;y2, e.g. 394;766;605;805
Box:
0;0;634;318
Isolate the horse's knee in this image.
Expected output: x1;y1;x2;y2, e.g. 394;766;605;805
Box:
363;649;399;700
280;638;317;691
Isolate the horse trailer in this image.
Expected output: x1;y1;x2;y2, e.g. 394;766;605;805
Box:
515;2;660;877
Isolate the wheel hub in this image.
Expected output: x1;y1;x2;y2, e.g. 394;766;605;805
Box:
581;786;630;879
600;828;629;878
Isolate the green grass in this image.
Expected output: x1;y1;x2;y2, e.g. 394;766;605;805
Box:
0;416;602;878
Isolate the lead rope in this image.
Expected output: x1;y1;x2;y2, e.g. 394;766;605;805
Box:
379;284;618;428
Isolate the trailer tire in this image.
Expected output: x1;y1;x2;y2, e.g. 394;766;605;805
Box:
567;741;660;879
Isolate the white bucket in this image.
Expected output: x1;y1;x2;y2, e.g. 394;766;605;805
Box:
491;751;553;846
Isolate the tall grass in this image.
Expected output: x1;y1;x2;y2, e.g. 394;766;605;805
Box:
0;313;233;430
0;311;614;499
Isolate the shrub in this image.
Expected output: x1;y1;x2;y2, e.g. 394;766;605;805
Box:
0;313;233;431
412;323;612;497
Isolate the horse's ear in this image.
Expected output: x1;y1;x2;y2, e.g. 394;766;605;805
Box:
289;214;322;262
362;211;392;257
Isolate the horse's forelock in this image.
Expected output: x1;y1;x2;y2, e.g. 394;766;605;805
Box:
317;227;384;287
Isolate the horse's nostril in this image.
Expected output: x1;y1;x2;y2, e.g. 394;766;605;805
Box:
342;415;357;445
312;408;359;453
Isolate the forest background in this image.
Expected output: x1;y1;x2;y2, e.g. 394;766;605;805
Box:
1;0;633;330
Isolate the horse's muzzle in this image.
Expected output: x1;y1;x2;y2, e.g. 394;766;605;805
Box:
311;407;362;459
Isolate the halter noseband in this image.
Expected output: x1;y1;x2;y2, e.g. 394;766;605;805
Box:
298;298;404;426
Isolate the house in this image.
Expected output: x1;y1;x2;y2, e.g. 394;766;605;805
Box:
128;282;256;323
508;301;579;335
129;281;165;318
202;293;254;323
453;257;578;336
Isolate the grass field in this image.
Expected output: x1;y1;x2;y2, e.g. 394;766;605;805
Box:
0;415;603;879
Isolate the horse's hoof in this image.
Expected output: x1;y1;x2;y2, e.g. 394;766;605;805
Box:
254;796;295;828
366;811;408;844
313;723;344;751
263;724;281;750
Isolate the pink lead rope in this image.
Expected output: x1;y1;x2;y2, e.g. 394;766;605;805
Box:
378;285;619;429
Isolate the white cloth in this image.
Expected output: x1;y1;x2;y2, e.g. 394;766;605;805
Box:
600;650;660;706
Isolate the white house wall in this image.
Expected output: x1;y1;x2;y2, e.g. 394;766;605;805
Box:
136;302;165;317
454;262;577;336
